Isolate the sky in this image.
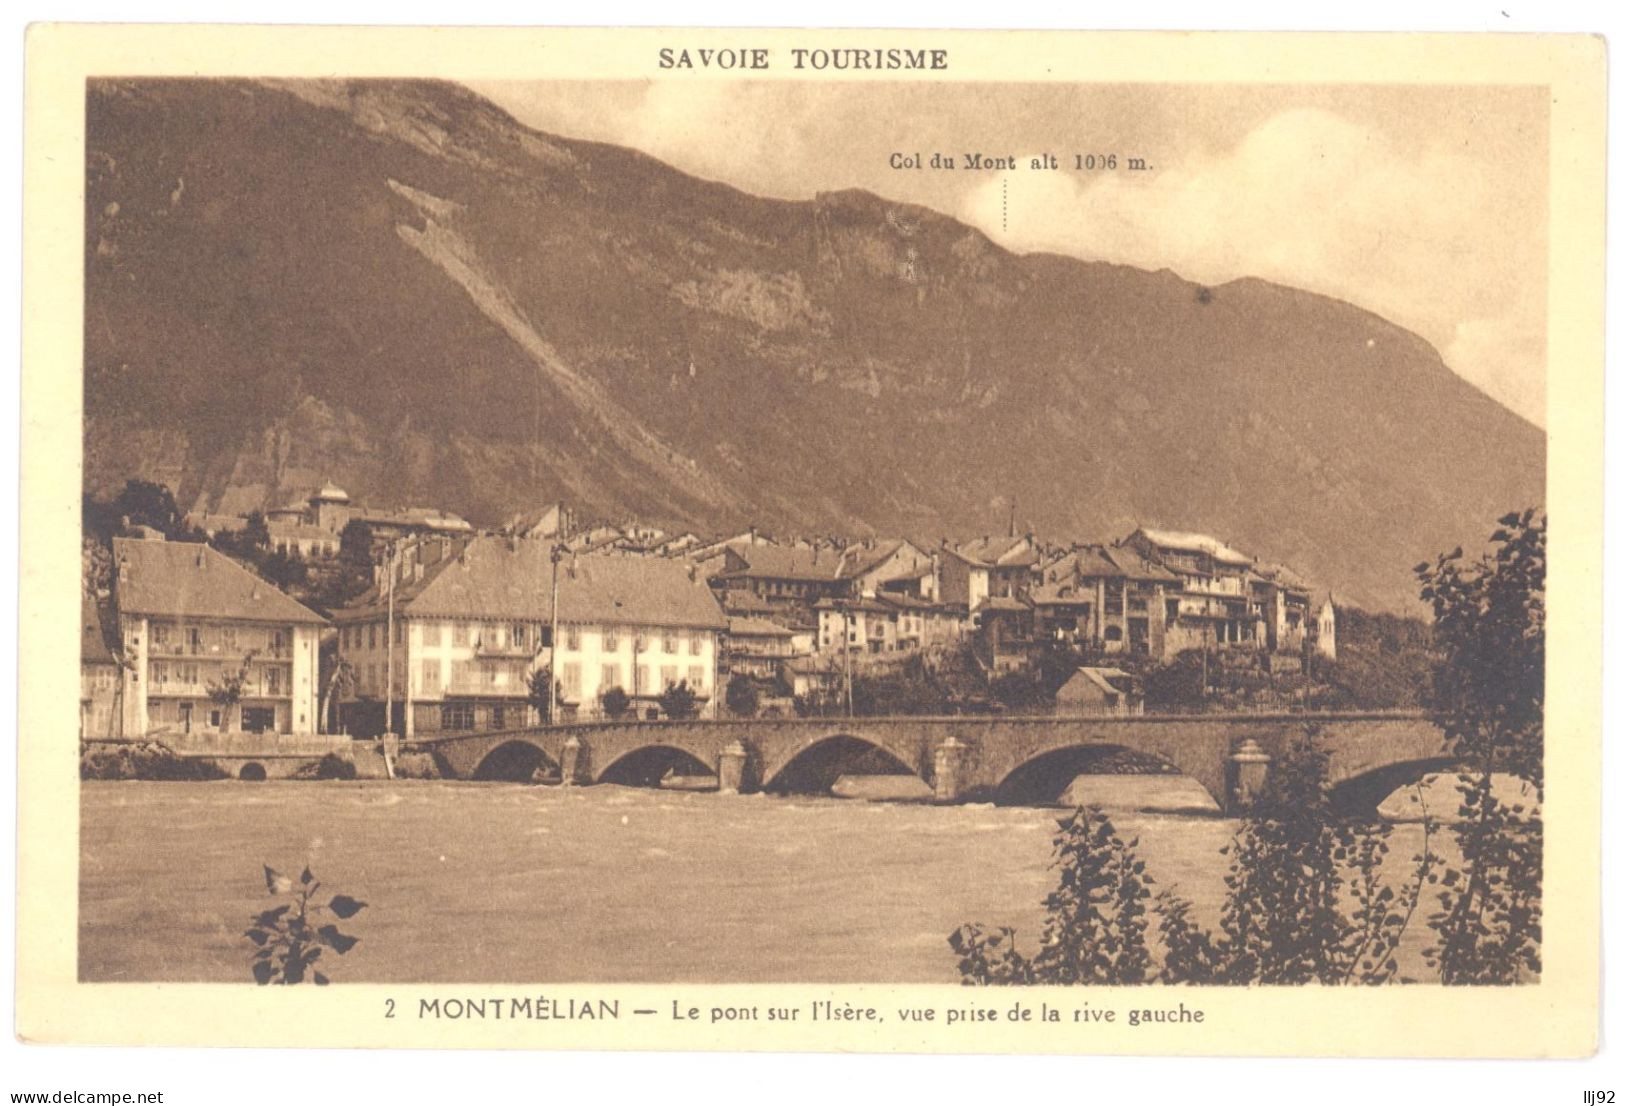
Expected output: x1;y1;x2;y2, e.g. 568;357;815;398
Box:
469;80;1549;428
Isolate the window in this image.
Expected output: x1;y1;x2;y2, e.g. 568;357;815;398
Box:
511;624;527;649
687;665;704;689
442;702;474;731
396;622;404;645
488;705;506;730
634;633;647;654
220;626;237;650
176;662;199;686
151;622;170;646
601;664;620;693
602;628;618;651
150;661;168;687
451;660;472;689
689;634;703;656
453;622;469;646
265;667;282;695
187;627;204;654
421;659;441;693
241;707;276;733
422;622;442;647
565;626;580;651
661;665;678;690
368;623;377;649
562;662;581;699
270;629;287;655
662;633;676;654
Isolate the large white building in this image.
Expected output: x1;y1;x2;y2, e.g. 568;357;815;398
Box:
335;536;728;736
110;536;326;737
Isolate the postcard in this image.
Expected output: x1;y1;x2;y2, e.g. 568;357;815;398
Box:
18;24;1604;1055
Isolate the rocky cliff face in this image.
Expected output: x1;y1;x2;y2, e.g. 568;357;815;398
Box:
84;78;1545;611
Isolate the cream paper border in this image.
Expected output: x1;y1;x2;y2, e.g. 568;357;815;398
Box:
18;24;1604;1056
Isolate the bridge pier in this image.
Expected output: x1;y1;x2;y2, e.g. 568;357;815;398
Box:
717;740;748;795
933;736;966;803
559;735;584;786
1228;739;1272;811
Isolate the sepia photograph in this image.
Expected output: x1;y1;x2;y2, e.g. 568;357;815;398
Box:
16;23;1605;1063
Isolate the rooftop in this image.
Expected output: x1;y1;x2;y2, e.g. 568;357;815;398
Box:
340;537;726;630
81;595;119;666
1134;528;1253;566
113;538;327;625
946;535;1039;569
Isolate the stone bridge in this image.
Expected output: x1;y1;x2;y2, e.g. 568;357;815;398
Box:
408;712;1451;813
86;732;386;780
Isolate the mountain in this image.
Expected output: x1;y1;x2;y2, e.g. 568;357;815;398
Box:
83;78;1545;613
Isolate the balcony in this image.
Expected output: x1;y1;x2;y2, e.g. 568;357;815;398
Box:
473;638;534;659
148;641;292;660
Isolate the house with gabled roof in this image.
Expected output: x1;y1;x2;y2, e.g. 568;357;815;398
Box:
334;535;727;736
81;595;122;738
1120;527;1262;655
938;534;1040;613
111;535;327;737
1032;544;1179;658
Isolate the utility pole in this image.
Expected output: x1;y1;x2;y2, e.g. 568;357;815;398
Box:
384;539;397;734
382;539;401;779
843;601;854;718
548;543;564;726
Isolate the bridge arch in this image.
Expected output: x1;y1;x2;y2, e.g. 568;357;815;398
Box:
992;743;1223;810
237;762;267;782
595;744;716;788
760;732;925;795
472;739;559;783
1327;756;1468;818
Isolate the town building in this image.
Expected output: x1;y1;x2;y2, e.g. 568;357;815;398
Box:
1055;666;1142;716
725;615;801;680
713;544;851;610
938;535;1040;614
1309;590;1338;661
1030;544;1179;657
110;536;326;737
335;536;727;736
1120;528;1262;656
80;595;121;738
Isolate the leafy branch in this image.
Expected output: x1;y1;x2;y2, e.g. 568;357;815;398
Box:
244;864;367;985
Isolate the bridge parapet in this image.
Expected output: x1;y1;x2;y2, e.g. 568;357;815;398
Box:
407;711;1444;812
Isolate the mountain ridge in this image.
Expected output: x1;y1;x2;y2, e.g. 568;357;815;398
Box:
82;78;1546;612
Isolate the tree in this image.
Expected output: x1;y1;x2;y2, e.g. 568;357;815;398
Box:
1143;650;1207;711
724;676;760;718
317;652;356;735
658;680;700;721
261;547;308;591
206;650;260;732
599;685;631;720
526;665;560;724
338;519;375;570
1415;509;1545;983
110;478;184;537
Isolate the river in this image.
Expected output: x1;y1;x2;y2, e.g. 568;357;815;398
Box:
79;778;1451;985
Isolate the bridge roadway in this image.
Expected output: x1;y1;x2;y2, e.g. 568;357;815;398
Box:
408;711;1450;812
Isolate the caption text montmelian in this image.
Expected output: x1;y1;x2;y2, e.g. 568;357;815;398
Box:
407;995;1206;1029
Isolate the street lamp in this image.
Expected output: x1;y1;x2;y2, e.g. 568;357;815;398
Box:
548;543;564;726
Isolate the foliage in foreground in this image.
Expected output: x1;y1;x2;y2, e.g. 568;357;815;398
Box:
950;742;1435;986
952;509;1545;987
245;865;367;985
1416;509;1544;984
